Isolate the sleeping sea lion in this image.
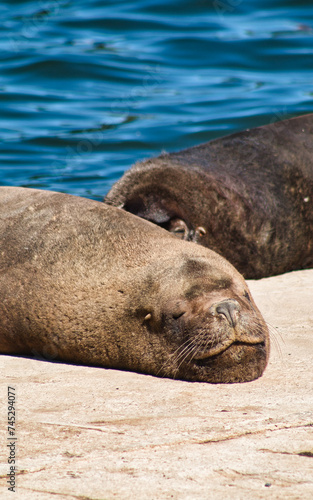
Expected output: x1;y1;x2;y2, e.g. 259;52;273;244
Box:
105;113;313;279
0;187;269;383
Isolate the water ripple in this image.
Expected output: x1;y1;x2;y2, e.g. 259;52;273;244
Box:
0;0;313;198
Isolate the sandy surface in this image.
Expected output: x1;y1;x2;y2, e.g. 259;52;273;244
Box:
1;269;313;499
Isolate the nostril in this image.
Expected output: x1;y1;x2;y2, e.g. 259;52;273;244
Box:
214;300;240;328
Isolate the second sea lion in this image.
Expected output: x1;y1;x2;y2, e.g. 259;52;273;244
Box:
105;113;313;279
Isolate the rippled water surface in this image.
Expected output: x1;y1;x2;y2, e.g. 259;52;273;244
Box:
1;0;313;199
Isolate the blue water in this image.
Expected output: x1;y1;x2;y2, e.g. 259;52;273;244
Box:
1;0;313;200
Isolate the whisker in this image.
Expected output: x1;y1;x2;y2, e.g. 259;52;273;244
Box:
265;320;284;361
157;308;271;378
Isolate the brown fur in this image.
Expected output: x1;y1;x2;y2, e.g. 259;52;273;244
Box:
105;113;313;279
0;187;269;383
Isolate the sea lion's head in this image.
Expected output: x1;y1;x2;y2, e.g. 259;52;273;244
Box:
127;248;269;383
105;163;209;243
104;162;258;276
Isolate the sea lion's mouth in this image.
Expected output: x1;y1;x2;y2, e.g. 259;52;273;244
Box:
193;340;266;365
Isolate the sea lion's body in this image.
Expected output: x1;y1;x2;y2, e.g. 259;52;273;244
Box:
0;187;269;383
105;114;313;279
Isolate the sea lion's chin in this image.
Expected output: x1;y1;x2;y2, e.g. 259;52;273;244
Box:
190;341;268;384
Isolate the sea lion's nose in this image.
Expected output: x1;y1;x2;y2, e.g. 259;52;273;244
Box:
211;299;240;328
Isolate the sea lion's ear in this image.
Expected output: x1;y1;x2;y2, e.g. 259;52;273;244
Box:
194;227;206;243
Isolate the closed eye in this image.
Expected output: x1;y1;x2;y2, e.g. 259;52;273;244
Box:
173;311;186;320
243;291;251;302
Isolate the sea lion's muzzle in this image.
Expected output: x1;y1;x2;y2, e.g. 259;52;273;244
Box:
209;299;240;328
176;294;267;362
